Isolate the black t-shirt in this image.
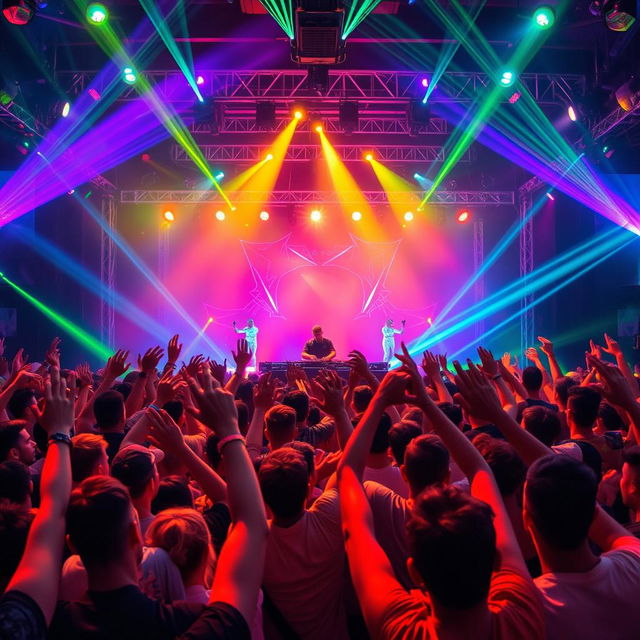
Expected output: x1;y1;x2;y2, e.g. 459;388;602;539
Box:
303;338;335;359
50;584;204;640
202;502;232;556
178;602;250;640
101;431;126;464
0;590;46;640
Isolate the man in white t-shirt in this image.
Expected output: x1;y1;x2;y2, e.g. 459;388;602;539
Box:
233;319;258;369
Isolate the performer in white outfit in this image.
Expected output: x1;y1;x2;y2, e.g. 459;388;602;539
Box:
233;319;258;369
381;318;405;363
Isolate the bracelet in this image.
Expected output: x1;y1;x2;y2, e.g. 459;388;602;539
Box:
148;403;162;411
217;434;245;454
48;433;72;446
492;374;503;381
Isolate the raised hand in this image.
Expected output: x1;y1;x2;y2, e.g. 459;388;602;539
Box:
421;350;441;378
186;370;239;437
253;372;277;410
11;348;29;376
437;353;448;371
45;337;61;368
589;339;602;360
501;352;516;373
104;349;130;380
209;359;227;386
12;370;44;393
156;373;185;406
76;362;93;387
602;333;622;356
314;369;346;416
586;355;637;409
146;406;186;452
453;360;504;423
537;336;554;357
183;354;205;378
477;346;499;378
138;346;164;374
167;334;183;364
40;366;76;436
347;350;369;379
232;339;252;371
525;347;541;363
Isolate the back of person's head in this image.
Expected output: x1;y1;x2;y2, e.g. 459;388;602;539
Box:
473;435;526;497
7;389;35;420
407;484;495;609
282;390;310;423
522;366;543;392
0;460;31;504
621;446;640;510
404;434;450;494
401;406;424;428
598;402;625;431
352;385;374;413
112;382;132;402
370;412;393;454
259;448;309;520
0;504;33;592
235;380;254;406
93;390;125;430
264;404;297;444
163;400;184;425
567;386;601;429
522;406;562;447
151;475;194;514
307;405;321;426
205;434;221;470
285;440;316;477
70;434;108;484
146;508;212;582
555;376;578;407
110;445;158;499
0;424;24;463
388;420;421;466
234;400;249;434
525;454;597;550
437;402;463;428
66;476;134;565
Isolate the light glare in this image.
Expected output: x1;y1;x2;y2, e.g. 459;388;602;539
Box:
404;211;414;222
215;210;226;221
351;211;362;221
163;210;175;222
310;209;322;222
259;210;270;221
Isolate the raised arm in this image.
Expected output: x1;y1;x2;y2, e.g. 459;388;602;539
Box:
161;334;182;378
525;347;553;401
225;339;251;396
314;370;353;450
601;333;638;397
422;350;453;403
126;346;164;417
6;367;75;623
538;336;563;382
245;373;276;457
187;371;268;625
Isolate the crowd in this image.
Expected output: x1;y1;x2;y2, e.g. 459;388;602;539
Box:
1;330;640;639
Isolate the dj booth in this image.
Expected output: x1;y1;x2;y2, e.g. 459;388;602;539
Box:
259;361;389;382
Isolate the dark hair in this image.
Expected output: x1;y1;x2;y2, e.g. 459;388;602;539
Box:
0;504;33;592
623;445;640;468
567;386;601;429
7;389;35;420
205;434;221;470
352;385;374;413
437;402;463;428
70;434;107;484
598;402;625;431
151;475;194;514
286;441;316;476
523;406;562;447
282;391;310;423
235;400;249;434
163;400;184;424
265;405;297;440
388;420;421;466
307;406;321;426
66;476;133;564
0;460;31;503
235;380;254;407
525;455;597;549
93;390;125;430
401;407;424;427
473;435;526;497
522;366;543;392
555;376;578;407
404;434;450;494
407;485;495;609
259;448;309;520
0;424;23;463
370;412;393;454
112;382;132;402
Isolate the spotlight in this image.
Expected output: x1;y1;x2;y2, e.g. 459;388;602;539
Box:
294;109;303;120
265;153;274;161
508;91;521;103
567;105;577;121
615;76;640;112
365;153;373;162
2;0;36;25
421;77;429;88
196;75;205;86
61;101;71;118
214;171;224;181
351;211;362;221
163;210;175;222
404;211;414;222
259;210;270;221
545;192;555;200
141;153;151;162
88;88;101;101
533;5;555;29
230;205;237;212
605;0;636;31
456;209;471;223
310;209;322;222
499;71;516;87
215;210;226;221
86;3;108;24
123;67;137;85
413;172;422;180
314;123;323;133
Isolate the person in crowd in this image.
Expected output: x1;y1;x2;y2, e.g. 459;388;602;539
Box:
69;433;109;487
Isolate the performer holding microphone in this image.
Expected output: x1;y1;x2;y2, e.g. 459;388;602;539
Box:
381;318;405;363
233;318;258;369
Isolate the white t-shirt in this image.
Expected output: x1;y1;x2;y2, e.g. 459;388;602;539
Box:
363;465;409;498
262;489;349;640
535;541;640;640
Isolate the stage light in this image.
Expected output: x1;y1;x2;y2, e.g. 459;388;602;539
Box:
404;211;414;222
314;123;323;133
141;153;150;162
61;101;71;118
615;77;640;112
86;3;108;24
123;67;137;85
351;211;362;221
421;77;429;88
427;317;433;325
214;171;224;181
605;0;636;31
533;5;555;29
545;192;555;200
310;209;322;222
88;88;101;101
2;0;36;25
499;70;516;87
294;109;303;120
163;210;175;222
196;75;205;86
215;210;226;221
567;105;577;121
259;210;270;221
456;209;471;223
230;205;237;212
365;153;373;162
265;153;274;161
508;91;521;104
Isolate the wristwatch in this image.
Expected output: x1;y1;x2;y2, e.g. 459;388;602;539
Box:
48;432;72;446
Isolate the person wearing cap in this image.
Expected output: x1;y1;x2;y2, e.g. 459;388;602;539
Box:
111;444;164;536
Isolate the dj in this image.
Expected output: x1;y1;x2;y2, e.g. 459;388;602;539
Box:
301;325;336;362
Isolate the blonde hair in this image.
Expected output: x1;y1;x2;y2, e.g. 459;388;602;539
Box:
70;433;107;483
145;508;215;585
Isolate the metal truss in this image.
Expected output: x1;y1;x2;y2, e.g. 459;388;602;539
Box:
172;144;472;163
120;189;514;206
590;102;640;140
518;189;534;358
473;220;485;339
59;69;585;107
100;195;117;349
